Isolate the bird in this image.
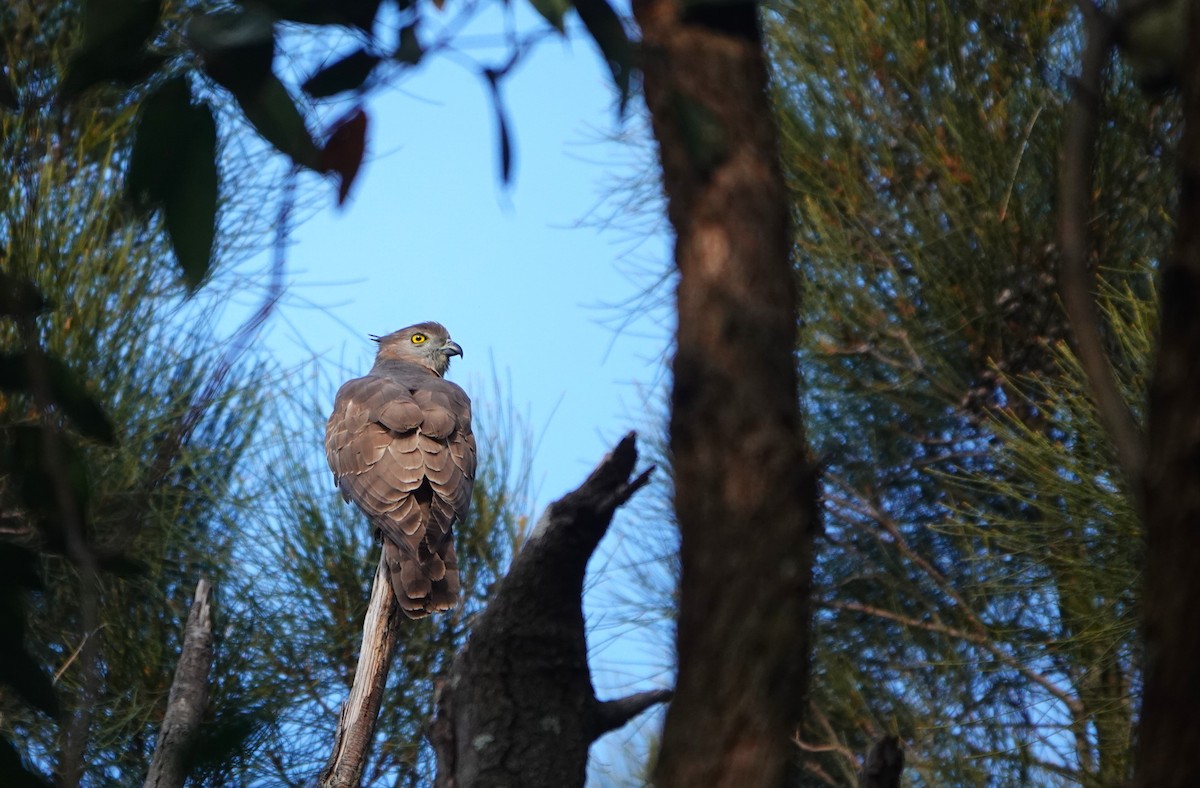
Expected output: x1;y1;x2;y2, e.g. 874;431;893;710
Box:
324;322;476;619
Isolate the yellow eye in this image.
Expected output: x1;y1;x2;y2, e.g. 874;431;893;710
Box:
411;333;427;345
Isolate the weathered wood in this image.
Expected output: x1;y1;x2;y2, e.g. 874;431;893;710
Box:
144;578;214;788
319;554;400;788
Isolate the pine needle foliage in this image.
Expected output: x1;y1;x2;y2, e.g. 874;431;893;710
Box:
764;1;1172;783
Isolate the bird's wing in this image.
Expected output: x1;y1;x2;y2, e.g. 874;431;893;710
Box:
324;369;475;617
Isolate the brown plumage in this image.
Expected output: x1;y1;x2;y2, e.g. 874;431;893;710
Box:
325;322;476;619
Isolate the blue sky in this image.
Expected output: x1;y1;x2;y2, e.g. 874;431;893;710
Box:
234;10;676;783
263;15;672;512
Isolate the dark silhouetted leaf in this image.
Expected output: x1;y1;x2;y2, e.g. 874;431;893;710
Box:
0;272;46;318
188;10;321;169
320;108;369;205
573;0;633;113
0;68;17;111
0;635;58;717
0;733;51;786
0;353;115;444
187;7;276;95
254;0;383;29
394;24;424;65
528;0;571;32
61;0;163;95
162;103;218;291
484;71;514;184
126;77;219;290
302;49;380;98
0;426;93;539
0;551;56;721
236;75;322;169
0;545;42;592
127;76;192;211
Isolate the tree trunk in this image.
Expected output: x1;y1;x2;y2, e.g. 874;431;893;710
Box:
1136;5;1200;784
631;1;819;785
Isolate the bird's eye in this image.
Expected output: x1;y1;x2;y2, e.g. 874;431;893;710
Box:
411;333;427;345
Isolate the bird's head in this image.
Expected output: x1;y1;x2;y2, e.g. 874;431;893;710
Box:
372;322;463;377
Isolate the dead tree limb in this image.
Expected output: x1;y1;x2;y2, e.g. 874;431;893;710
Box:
143;578;214;788
320;554;400;788
431;432;663;788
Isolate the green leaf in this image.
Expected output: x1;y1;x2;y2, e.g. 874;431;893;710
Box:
528;0;571;32
302;49;380;98
573;0;633;113
235;74;322;169
0;353;116;444
61;0;163;96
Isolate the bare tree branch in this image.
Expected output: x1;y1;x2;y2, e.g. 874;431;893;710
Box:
1057;1;1145;490
591;689;673;738
320;554;400;788
144;578;215;788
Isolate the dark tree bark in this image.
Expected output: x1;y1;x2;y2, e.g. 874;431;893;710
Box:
431;433;665;787
1136;5;1200;785
631;1;818;786
143;579;214;788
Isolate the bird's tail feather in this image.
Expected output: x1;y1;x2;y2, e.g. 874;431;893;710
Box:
383;536;459;620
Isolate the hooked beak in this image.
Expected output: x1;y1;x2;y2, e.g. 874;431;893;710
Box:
443;340;463;358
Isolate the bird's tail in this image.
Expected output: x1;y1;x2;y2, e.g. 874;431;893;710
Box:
383;534;460;620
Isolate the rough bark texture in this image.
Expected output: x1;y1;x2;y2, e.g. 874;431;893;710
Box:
320;554;400;788
431;433;662;788
143;578;214;788
1135;6;1200;785
632;1;818;785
